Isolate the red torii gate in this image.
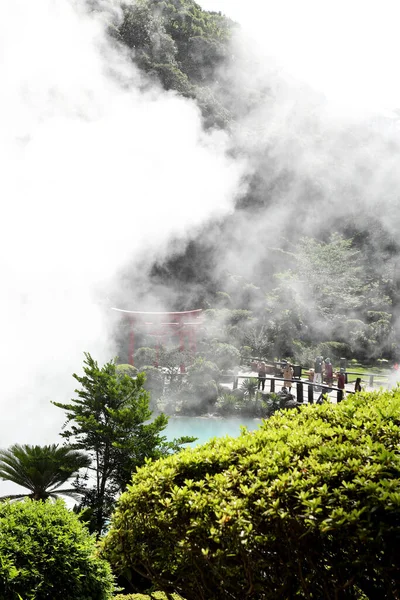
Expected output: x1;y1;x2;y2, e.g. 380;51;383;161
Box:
111;308;203;372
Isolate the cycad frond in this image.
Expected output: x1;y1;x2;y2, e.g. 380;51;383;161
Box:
0;493;29;501
0;444;90;500
48;488;83;501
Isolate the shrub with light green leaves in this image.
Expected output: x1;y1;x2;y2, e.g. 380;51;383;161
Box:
104;389;400;599
0;499;115;600
215;392;243;415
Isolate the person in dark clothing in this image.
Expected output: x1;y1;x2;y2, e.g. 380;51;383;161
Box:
337;369;346;390
314;356;323;384
314;355;324;392
354;377;362;392
324;358;333;386
258;361;267;391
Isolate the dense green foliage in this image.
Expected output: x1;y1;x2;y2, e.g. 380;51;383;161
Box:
195;234;394;364
205;340;240;370
214;390;296;418
116;364;138;378
0;499;115;600
274;234;393;359
113;0;234;127
173;357;220;414
53;353;192;535
0;444;90;501
104;389;400;599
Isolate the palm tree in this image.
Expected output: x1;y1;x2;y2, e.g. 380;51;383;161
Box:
0;444;90;501
240;377;259;400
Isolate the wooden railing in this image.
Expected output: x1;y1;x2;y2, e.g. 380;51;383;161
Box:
233;374;348;403
246;358;391;388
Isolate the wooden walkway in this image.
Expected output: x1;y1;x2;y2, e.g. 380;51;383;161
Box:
223;371;380;404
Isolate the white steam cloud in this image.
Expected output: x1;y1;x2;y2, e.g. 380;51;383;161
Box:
0;0;244;462
196;0;400;366
200;0;400;113
196;0;400;263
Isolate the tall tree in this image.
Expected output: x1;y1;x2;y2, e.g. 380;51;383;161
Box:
53;353;193;536
0;444;90;501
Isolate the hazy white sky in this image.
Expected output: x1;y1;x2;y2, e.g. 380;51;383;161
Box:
199;0;400;113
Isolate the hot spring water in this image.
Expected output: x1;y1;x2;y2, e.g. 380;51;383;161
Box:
165;416;262;447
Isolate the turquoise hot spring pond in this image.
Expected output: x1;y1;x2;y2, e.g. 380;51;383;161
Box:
164;416;262;447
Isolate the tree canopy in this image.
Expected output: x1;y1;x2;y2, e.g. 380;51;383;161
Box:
53;353;193;535
113;0;234;127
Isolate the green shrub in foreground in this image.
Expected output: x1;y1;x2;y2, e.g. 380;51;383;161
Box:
0;499;115;600
104;388;400;599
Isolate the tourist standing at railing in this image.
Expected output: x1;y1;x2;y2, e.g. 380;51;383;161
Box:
324;358;333;386
283;362;294;393
354;377;362;392
337;369;346;391
258;361;267;391
314;356;324;388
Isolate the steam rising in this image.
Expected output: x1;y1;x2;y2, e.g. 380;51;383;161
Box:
201;0;400;112
0;0;244;453
197;0;400;293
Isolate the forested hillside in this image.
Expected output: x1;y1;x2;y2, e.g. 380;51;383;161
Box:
108;0;400;363
112;0;235;127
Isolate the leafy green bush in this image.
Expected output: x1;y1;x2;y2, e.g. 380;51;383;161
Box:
240;376;258;399
292;340;352;367
176;358;220;414
215;393;243;415
317;341;352;361
291;340;318;367
262;392;282;417
206;341;240;371
133;348;157;369
140;365;165;403
116;364;138;378
215;392;279;418
230;387;245;400
239;345;252;363
104;389;400;599
214;291;232;308
178;380;218;415
185;357;220;387
0;499;115;600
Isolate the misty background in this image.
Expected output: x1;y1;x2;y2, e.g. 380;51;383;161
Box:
2;0;400;498
1;0;243;448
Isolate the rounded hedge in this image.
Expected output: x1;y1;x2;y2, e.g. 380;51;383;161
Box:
0;499;115;600
104;389;400;599
116;364;138;378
